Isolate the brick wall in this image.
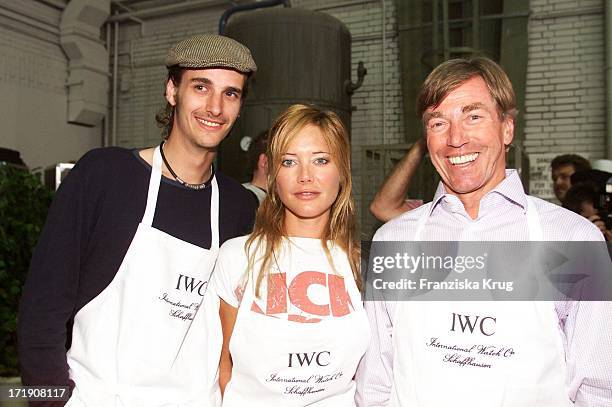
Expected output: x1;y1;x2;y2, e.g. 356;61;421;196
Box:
113;5;243;148
0;0;607;223
525;0;605;198
113;0;403;220
113;0;608;207
1;0;607;204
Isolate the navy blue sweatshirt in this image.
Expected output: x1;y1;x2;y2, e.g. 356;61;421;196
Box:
18;147;255;404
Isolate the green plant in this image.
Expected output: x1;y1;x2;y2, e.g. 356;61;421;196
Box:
0;165;53;376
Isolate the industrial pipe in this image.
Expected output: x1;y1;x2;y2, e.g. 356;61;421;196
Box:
381;0;386;143
105;21;111;147
112;18;119;146
606;0;612;158
345;61;368;95
218;0;290;35
107;0;229;23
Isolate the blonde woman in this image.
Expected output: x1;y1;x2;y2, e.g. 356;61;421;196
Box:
211;104;370;406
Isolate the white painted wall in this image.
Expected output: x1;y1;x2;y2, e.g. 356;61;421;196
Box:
0;2;101;170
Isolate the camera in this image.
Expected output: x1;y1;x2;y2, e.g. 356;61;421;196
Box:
566;170;612;229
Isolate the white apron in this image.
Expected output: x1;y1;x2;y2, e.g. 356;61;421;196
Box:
390;196;572;407
66;146;222;407
222;241;370;406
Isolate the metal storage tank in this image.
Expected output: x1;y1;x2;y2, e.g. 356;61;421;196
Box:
221;7;354;182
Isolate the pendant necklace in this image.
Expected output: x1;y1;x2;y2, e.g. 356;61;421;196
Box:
159;141;210;190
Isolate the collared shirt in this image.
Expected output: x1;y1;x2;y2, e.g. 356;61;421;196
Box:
356;170;612;406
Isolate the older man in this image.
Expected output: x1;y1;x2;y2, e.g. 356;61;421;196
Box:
356;58;611;406
19;35;257;406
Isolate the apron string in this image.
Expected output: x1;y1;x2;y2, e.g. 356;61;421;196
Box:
210;176;220;249
142;146;163;227
525;196;544;241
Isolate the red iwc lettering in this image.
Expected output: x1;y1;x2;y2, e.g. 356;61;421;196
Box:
267;272;288;314
251;271;353;322
328;274;352;317
289;271;329;316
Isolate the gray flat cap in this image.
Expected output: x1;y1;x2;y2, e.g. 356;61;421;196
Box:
165;34;257;73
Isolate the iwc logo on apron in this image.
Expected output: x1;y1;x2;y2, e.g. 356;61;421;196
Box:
66;146;222;407
389;197;573;407
223;242;370;407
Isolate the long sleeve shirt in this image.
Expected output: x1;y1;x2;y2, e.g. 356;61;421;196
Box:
18;147;256;398
355;170;612;406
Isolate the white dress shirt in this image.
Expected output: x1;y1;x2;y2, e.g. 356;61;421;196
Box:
356;170;612;406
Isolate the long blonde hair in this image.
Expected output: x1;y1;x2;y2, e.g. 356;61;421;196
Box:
245;104;361;296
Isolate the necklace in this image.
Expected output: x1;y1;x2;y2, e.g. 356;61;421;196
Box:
159;141;210;190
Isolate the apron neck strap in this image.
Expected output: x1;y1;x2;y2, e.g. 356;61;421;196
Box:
525;196;544;241
142;146;163;227
209;176;220;249
142;146;220;249
413;203;433;241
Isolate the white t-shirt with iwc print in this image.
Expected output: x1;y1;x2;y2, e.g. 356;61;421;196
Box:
211;235;370;406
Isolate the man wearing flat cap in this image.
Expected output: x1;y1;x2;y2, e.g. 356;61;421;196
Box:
19;34;257;406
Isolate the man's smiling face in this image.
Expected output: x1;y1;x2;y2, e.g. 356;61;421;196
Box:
166;68;245;150
424;75;514;203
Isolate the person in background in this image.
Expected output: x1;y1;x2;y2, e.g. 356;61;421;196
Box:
243;129;269;206
563;180;612;241
369;138;427;222
356;57;612;406
212;104;370;406
551;153;591;203
19;34;257;406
